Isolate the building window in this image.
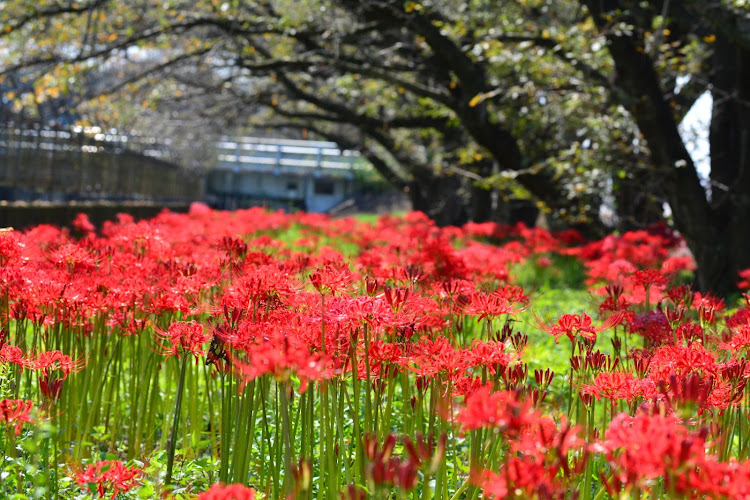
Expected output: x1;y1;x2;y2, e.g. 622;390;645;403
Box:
287;181;298;191
313;179;335;195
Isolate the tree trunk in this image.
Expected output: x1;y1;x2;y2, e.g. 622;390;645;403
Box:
614;170;664;232
407;175;468;227
466;159;494;223
703;35;750;295
583;0;750;296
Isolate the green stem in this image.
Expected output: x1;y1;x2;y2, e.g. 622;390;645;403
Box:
280;381;293;494
165;353;189;486
449;475;471;500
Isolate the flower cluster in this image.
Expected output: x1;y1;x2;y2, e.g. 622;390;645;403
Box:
3;207;749;499
0;398;34;435
74;460;142;499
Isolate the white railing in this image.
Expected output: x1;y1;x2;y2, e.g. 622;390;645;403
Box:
0;126;173;159
215;136;361;175
0;127;365;175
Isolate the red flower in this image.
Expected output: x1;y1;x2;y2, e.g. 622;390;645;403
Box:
720;324;750;352
72;212;96;234
739;268;750;290
309;263;356;295
231;325;334;393
464;286;529;322
596;411;728;496
628;311;674;346
581;372;656;404
478;457;566;499
465;340;515;375
0;344;26;367
457;386;540;435
74;460;142;499
629;269;669;290
0;398;34;435
692;291;725;325
535;312;623;343
197;483;257;500
27;350;85;379
156;320;212;359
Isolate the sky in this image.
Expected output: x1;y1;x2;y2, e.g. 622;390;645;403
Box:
679;90;712;179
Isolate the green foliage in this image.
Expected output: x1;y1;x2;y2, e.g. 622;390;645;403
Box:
0;0;696;225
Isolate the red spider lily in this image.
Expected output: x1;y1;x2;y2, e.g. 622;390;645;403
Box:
0;399;34;435
47;243;99;274
74;460;142;499
535;312;624;343
477;457;567;499
39;372;64;401
405;336;470;378
666;284;693;306
0;343;26;367
727;307;750;329
72;212;96;234
457;386;541;434
340;484;367;500
648;343;720;382
26;350;85;379
693;291;725;325
476;421;584;499
739;268;750;290
462;221;511;240
363;433;417;490
581;372;657;404
310;263;356;295
595;411;735;497
598;284;635;318
197;483;257;500
289;458;312;494
674;323;703;344
220;236;249;261
658;373;718;411
660;255;695;274
156;320;212;359
231;329;334;393
0;229;24;266
464;287;528;322
628;311;674;347
383;285;410;313
720;324;750;352
465;340;516;375
629;268;670;291
362;433;444;492
366;340;403;378
224;265;297;310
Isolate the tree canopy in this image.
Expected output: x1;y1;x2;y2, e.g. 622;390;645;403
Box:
1;0;749;294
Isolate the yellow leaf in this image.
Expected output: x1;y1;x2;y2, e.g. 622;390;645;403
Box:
703;34;716;43
468;94;483;107
404;1;422;13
